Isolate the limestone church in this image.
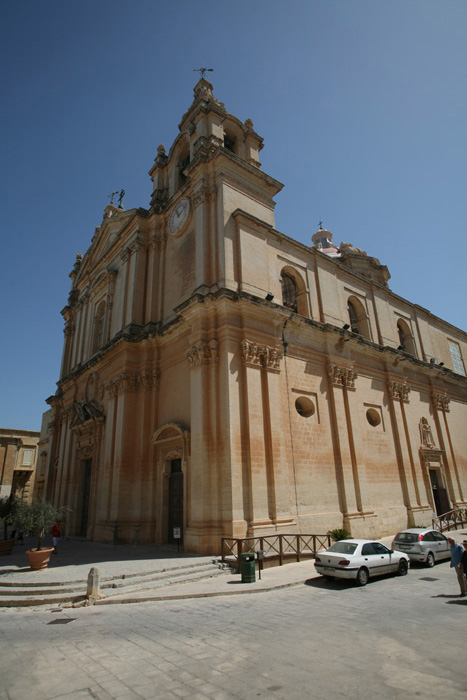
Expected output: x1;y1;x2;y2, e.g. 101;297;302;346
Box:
43;79;467;554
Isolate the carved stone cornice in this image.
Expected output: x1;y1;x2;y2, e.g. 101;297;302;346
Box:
328;364;358;389
241;340;282;370
192;134;223;159
388;380;410;402
185;341;218;368
105;369;160;397
63;321;75;338
432;391;450;412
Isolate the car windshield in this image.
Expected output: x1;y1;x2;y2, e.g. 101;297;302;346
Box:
394;532;419;543
328;542;358;555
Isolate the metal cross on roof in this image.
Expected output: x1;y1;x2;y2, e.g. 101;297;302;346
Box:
194;61;213;79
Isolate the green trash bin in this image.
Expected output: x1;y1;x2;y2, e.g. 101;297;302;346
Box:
240;552;256;583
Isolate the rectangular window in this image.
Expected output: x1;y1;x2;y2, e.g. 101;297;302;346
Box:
22;448;34;466
449;342;466;376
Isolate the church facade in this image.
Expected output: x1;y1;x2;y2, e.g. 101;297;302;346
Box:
44;80;467;553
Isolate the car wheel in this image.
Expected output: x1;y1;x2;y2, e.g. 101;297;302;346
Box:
426;552;435;568
397;559;408;576
356;567;369;586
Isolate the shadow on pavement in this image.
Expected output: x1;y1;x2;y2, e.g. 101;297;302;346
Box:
0;535;210;574
304;576;357;591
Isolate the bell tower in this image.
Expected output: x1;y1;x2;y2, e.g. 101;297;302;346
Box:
148;79;284;296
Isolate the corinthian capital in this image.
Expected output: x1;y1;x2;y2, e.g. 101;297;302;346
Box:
241;340;282;370
328;364;357;389
185;340;219;368
388;380;410;402
432;391;450;412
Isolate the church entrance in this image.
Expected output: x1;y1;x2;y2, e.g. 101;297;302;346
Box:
429;468;450;516
168;458;183;543
79;458;93;537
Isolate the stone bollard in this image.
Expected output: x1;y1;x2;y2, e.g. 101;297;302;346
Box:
86;567;104;604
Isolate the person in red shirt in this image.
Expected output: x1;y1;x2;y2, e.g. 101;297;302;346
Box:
51;522;61;554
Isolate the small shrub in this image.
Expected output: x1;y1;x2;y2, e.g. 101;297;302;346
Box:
328;528;352;541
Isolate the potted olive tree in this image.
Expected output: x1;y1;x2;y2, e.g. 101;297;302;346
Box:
12;499;65;570
0;495;16;555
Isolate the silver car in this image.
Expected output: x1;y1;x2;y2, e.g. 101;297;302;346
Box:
391;528;450;567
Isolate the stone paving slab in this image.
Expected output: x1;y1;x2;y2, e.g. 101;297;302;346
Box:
1;530;466;609
0;536;218;584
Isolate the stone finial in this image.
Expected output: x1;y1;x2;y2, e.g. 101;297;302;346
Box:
245;118;254;129
157;144;166;156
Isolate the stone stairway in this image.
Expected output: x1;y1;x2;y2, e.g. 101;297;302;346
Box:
0;559;232;608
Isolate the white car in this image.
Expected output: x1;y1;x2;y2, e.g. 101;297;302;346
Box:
314;539;410;586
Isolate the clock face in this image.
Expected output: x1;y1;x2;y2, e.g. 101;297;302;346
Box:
168;197;190;235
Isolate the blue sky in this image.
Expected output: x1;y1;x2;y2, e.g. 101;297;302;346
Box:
1;0;466;431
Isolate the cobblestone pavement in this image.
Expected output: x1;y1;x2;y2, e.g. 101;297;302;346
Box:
1;558;466;700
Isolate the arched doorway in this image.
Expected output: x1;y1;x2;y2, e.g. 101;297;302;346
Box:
168;458;183;543
152;422;190;546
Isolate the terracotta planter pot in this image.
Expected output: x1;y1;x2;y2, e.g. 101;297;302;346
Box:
0;537;15;555
26;547;54;570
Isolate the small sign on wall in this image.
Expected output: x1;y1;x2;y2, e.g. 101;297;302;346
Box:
173;527;181;539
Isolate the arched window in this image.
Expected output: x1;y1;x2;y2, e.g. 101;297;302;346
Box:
348;300;359;333
397;319;416;355
347;296;370;339
92;301;106;354
281;272;298;312
177;141;190;189
450;342;466;375
224;133;236;154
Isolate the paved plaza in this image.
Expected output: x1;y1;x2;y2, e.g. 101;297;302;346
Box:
0;554;466;700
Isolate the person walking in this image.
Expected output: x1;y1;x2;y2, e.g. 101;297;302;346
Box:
51;521;62;555
447;537;467;596
461;540;467;578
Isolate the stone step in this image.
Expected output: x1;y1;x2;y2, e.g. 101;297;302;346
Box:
0;560;232;608
100;566;230;601
100;562;225;593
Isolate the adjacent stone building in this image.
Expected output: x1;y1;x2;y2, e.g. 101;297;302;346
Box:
0;428;40;503
44;79;467;553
